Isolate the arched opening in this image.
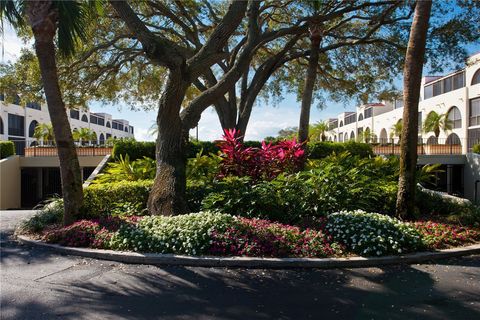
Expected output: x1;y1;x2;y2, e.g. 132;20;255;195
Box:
344;133;348;142
106;121;111;128
364;127;371;143
339;121;343;127
379;128;388;144
334;135;337;142
472;68;480;85
447;106;462;129
350;131;355;141
30;141;38;147
99;133;105;145
81;115;88;122
28;120;39;138
358;114;364;121
0;116;3;135
446;133;461;145
426;136;438;145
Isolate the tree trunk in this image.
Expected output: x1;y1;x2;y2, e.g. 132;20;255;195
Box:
147;70;190;215
298;28;321;144
27;2;83;226
396;0;432;218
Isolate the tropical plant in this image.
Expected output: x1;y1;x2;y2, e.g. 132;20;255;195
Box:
72;127;97;145
217;129;305;181
390;119;403;140
310;121;329;142
417;163;443;185
423;111;452;138
33;123;54;144
92;154;156;184
1;0;95;225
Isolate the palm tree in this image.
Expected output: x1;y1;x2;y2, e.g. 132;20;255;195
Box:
1;1;92;225
423;111;452;138
396;0;433;219
298;1;323;143
390;120;403;141
73;128;96;145
310;121;329;142
33;122;54;145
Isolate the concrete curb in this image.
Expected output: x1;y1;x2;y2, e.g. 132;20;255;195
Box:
17;235;480;269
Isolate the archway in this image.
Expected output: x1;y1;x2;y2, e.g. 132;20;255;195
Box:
28;120;39;138
0;116;3;135
350;131;355;141
81;115;88;122
379;128;388;144
472;68;480;85
446;133;461;145
447;106;462;129
426;136;438;145
99;133;105;145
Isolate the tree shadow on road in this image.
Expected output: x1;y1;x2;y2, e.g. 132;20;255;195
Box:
2;255;479;320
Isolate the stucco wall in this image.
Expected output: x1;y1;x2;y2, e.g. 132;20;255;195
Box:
0;156;21;209
464;153;480;203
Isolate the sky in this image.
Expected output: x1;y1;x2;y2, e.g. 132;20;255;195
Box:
2;23;479;142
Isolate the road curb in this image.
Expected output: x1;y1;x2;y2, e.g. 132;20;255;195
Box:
16;235;480;269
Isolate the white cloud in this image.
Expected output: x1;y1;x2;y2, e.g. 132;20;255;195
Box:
1;24;28;63
135;126;155;141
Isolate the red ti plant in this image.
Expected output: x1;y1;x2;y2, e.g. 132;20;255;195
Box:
217;129;305;180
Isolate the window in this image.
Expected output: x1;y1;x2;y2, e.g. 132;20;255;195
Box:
453;72;464;90
112;122;118;129
472;69;480;85
130;127;134;134
26;102;41;110
424;72;465;99
81;115;88;122
28;120;38;138
470;98;480;126
124;126;128;132
119;124;124;131
97;117;105;126
99;133;105;144
358;114;364;121
70;109;80;120
364;108;373;119
0;93;4;101
424;85;433;99
339;121;343;127
447;106;461;129
90;115;98;125
106;121;111;128
433;81;442;96
0;116;3;134
345;113;356;125
8;113;25;136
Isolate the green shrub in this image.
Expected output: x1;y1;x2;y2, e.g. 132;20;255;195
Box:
92;155;156;183
109;211;235;254
326;210;424;256
19;199;63;233
82;180;153;218
473;144;480;154
0;141;15;159
202;153;398;224
306;141;373;159
112;139;156;161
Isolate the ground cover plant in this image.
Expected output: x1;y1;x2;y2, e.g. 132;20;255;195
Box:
27;210;480;258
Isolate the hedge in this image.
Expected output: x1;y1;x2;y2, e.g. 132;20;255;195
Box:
82;180;153;218
307;141;373;159
0;141;15;159
113;139;263;160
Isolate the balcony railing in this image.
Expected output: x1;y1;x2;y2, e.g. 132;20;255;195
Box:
6;139;112;157
371;137;472;156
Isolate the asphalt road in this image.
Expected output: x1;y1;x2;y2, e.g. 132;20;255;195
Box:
1;210;479;320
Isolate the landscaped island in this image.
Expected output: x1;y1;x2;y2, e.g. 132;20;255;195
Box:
18;134;480;259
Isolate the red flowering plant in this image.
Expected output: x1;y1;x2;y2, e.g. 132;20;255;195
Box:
412;221;480;249
217;129;305;181
209;217;340;258
43;216;140;249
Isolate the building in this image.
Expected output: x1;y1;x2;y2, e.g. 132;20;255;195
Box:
0;99;135;155
324;52;480;202
326;52;480;151
0;100;135;209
